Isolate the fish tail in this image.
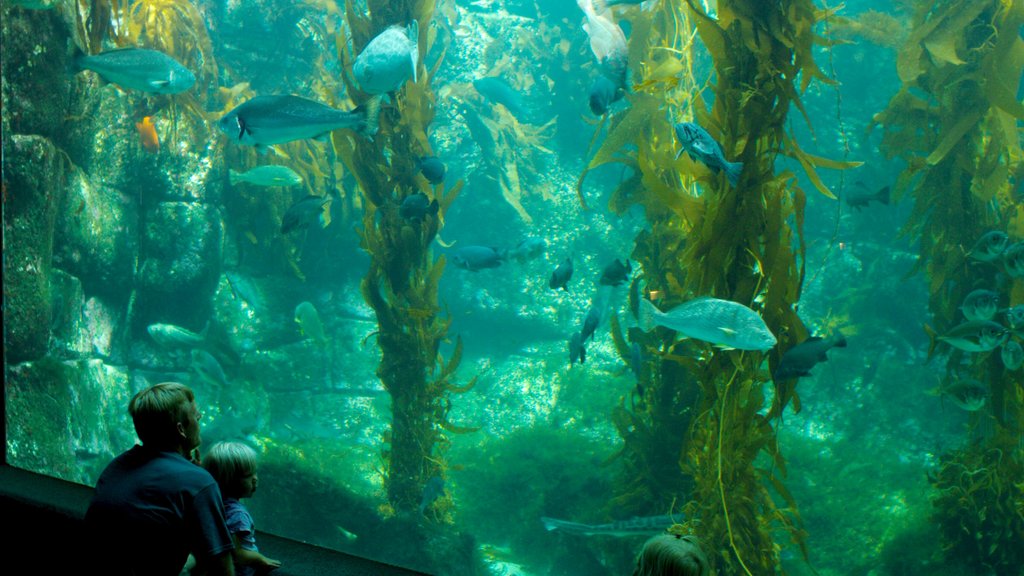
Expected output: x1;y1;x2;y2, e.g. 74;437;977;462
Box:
876;185;891;205
831;331;847;348
358;96;382;138
724;160;744;187
638;298;659;332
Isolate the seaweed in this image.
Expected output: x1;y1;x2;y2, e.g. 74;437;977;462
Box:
330;0;475;532
581;0;854;573
873;1;1024;570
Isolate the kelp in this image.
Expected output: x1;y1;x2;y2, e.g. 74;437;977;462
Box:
330;0;472;521
873;0;1024;571
589;0;847;573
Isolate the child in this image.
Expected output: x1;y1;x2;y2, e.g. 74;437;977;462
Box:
203;442;282;576
632;533;710;576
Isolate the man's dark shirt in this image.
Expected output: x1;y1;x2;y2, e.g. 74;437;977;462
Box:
86;445;234;576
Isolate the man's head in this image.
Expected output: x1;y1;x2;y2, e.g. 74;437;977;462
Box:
129;382;202;453
633;534;710;576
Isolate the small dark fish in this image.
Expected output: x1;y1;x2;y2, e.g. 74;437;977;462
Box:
580;305;603;343
191;349;229;388
453;245;504;271
588;75;624;116
419;475;445;515
218;95;371;153
569;332;586;365
960;289;999;322
599;258;632;286
773;333;847;381
509;237;547;263
674;121;744;187
969;230;1009;262
282;195;332;234
550;256;574;291
399;192;439;221
846;183;890;211
74;47;195;94
473;76;528;122
417;156;446;184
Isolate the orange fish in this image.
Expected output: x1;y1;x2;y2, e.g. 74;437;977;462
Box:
135;116;159;153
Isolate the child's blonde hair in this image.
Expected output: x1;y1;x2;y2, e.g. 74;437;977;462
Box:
202;441;259;497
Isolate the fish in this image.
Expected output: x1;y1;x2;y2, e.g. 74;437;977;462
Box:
968;230;1008;262
472;76;528;122
592;0;658;10
845;183;890;211
541;514;678;537
229;165;303;187
773;333;847;381
550;256;574;291
577;0;629;88
1005;305;1024;330
960;289;999;321
569;332;586;365
281;195;332;234
399;192;439;221
453;246;505;271
147;323;207;349
674;122;744;187
353;21;419;95
217;95;370;154
937;320;1008;352
588;74;625;116
599;258;631;286
417;156;446;184
418;476;445;515
74;47;195;94
1002;340;1024;370
1002;242;1024;277
928;379;988;412
508;237;547;263
134;116;159;153
294;301;327;346
638;297;777;351
190;349;230;389
580;305;603;343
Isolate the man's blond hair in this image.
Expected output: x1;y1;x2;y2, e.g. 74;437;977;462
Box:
129;382;195;448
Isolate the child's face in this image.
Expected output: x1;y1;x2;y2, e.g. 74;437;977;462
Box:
239;469;258;498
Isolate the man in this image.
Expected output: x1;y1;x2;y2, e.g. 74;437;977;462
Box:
86;382;236;575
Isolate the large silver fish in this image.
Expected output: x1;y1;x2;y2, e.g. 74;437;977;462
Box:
147;323;207;349
960;289;999;322
74;47;196;94
639;297;776;351
541;514;678;537
353;21;419;95
938;320;1008;352
217;95;371;153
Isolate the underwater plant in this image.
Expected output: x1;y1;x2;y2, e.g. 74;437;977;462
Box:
330;0;476;537
579;0;857;573
873;1;1024;572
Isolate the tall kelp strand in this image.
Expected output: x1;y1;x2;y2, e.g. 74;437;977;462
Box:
330;0;474;548
873;1;1024;572
582;0;856;572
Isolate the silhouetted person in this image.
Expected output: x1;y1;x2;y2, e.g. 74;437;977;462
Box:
86;382;235;575
632;534;711;576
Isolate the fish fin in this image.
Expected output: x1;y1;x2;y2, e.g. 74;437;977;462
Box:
408;20;420;83
724;160;744;187
149;79;170;91
719;327;737;336
675;147;683;161
235;117;246;140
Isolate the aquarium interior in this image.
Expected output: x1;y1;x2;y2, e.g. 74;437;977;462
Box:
2;0;1023;575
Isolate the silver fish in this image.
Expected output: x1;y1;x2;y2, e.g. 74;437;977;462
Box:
639;297;776;351
353;21;419;95
960;289;999;321
190;349;229;388
541;514;678;537
969;231;1008;262
1006;305;1024;330
147;323;206;349
938;320;1007;352
931;379;988;412
74;47;195;94
1003;242;1024;277
1001;340;1023;370
674;122;744;187
218;95;370;153
295;301;327;346
229;165;302;187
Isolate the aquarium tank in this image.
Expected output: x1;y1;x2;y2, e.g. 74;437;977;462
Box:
3;0;1024;574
